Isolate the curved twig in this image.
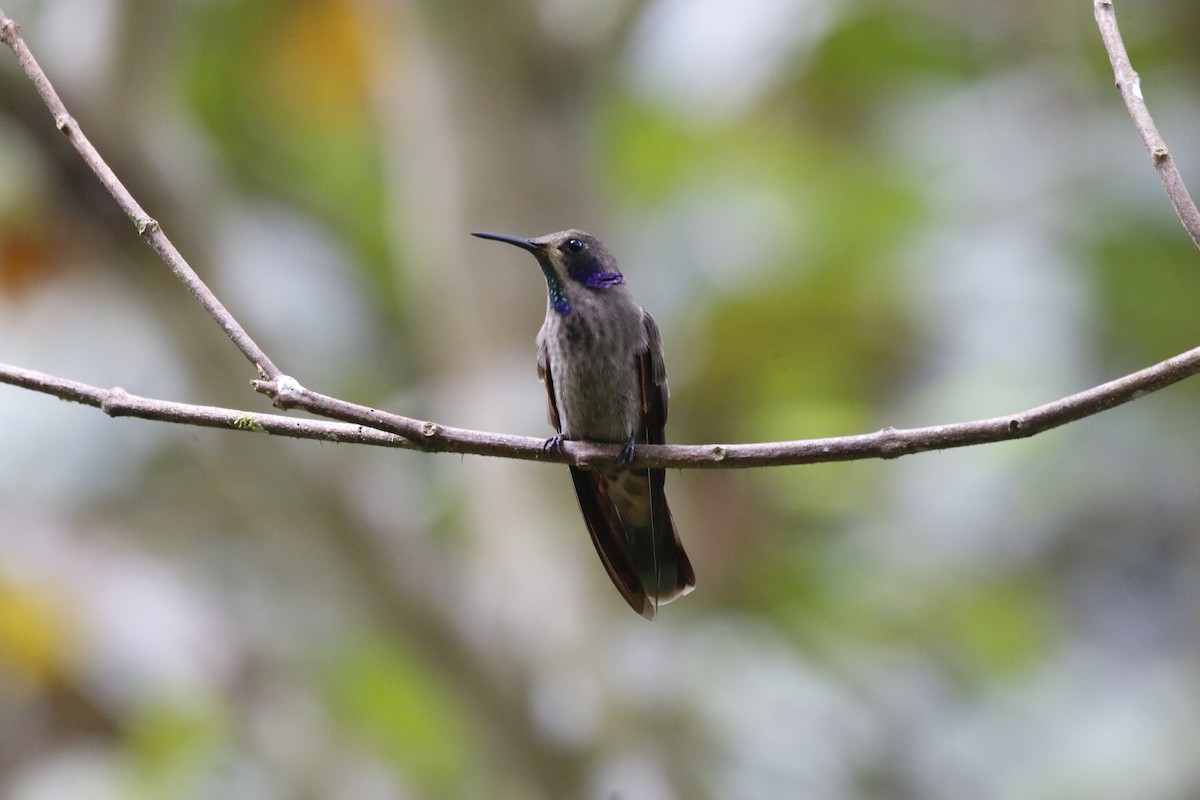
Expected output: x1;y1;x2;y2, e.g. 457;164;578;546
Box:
6;345;1200;469
1;4;1199;471
0;10;281;379
1094;0;1200;247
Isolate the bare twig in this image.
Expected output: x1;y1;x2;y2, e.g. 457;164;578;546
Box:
1;4;1200;472
0;9;281;379
0;364;412;448
252;376;427;441
7;344;1200;468
1094;0;1200;248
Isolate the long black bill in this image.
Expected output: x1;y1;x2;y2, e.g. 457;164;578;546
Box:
471;231;542;252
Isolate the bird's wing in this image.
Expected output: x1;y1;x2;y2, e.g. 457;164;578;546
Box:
536;336;562;432
636;310;696;602
638;310;669;445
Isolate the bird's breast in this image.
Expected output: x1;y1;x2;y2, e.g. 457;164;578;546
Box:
541;299;645;443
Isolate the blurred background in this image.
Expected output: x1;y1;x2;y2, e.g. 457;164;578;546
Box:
2;0;1200;797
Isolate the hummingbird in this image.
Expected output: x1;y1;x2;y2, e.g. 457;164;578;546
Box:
472;229;695;619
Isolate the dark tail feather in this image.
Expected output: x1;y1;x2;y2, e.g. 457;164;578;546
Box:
569;466;694;619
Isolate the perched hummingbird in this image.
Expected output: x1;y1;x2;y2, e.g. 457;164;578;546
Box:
472;229;695;619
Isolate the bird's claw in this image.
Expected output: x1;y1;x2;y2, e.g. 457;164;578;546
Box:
618;435;637;464
543;434;566;453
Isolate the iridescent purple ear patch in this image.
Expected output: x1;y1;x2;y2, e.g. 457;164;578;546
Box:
584;271;624;288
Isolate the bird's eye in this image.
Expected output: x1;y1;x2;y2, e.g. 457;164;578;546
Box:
565;238;586;254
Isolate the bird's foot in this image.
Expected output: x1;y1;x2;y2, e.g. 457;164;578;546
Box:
543;434;566;453
618;435;637;465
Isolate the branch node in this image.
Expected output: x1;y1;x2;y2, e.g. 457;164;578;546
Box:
101;386;130;417
252;374;306;409
878;426;906;460
710;445;728;462
1007;418;1022;433
54;113;76;135
0;17;19;46
272;375;305;408
1152;147;1169;165
136;216;160;236
421;421;440;438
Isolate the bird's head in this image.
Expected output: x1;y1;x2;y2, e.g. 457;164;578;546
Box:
472;229;624;315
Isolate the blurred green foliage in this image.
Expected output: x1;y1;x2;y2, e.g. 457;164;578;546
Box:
182;0;391;280
326;637;479;797
4;0;1200;797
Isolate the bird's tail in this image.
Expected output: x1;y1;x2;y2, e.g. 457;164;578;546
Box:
570;465;695;619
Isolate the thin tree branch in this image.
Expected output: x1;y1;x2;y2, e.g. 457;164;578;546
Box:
1094;0;1200;248
1;4;1199;472
0;9;281;379
7;344;1200;469
0;364;414;448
